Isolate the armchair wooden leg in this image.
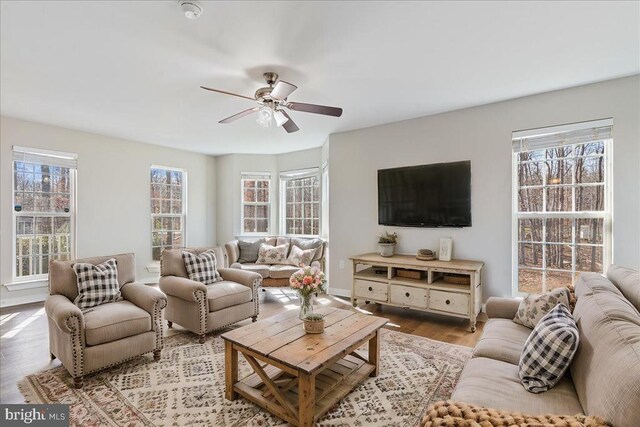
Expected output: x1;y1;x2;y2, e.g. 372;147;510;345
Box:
50;352;56;360
73;376;83;389
167;321;173;328
198;334;206;344
251;315;258;323
153;349;161;361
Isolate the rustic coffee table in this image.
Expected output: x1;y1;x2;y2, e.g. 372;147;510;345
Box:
221;307;388;427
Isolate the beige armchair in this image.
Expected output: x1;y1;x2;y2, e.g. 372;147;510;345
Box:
159;247;261;343
45;253;167;389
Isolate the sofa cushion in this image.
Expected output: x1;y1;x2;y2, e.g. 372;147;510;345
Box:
292;237;324;261
452;357;583;415
269;265;301;279
73;258;122;310
84;300;151;346
519;304;579;393
238;239;264;263
473;318;531;365
286;245;316;267
232;263;270;278
182;250;222;285
207;281;252;311
570;272;640;427
257;243;290;265
607;265;640;312
513;287;570;328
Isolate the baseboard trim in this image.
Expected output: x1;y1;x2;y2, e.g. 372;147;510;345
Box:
0;293;47;308
328;288;351;298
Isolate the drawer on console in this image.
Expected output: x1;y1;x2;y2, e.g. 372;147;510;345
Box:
354;279;388;301
428;290;469;315
390;284;428;308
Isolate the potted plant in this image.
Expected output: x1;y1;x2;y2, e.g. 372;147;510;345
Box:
378;231;398;257
289;265;327;319
302;313;325;334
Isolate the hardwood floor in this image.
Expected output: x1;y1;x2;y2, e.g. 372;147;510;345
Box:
0;288;485;404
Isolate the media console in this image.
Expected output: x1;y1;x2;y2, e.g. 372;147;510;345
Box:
350;253;484;332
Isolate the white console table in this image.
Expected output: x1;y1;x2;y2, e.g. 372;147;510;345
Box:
350;253;484;332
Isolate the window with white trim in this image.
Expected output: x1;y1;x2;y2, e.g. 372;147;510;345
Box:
280;168;320;236
512;119;612;295
151;166;186;261
13;147;77;279
241;172;271;234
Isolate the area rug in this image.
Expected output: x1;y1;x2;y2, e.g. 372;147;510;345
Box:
19;328;471;426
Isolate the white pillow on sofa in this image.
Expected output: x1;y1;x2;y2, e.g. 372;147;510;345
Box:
256;243;290;265
286;245;316;267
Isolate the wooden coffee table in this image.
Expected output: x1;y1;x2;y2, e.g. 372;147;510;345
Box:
221;307;388;427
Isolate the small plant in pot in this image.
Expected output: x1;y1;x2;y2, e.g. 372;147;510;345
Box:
378;231;398;257
303;313;325;334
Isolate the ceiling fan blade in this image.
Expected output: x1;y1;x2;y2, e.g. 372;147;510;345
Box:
200;86;255;101
270;80;297;100
219;107;259;124
280;111;299;133
287;102;343;117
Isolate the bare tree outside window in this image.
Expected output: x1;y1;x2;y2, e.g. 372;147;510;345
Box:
151;167;185;260
241;173;270;234
514;123;610;294
13;149;75;278
282;173;320;236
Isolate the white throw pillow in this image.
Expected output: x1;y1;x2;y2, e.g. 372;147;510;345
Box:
256;243;290;265
286;245;316;267
182;250;222;285
513;287;570;329
73;258;121;310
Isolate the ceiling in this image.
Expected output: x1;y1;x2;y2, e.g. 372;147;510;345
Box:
1;1;638;155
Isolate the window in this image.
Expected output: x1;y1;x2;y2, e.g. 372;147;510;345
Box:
241;172;271;234
13;147;76;279
281;168;320;236
512;119;612;294
151;166;186;261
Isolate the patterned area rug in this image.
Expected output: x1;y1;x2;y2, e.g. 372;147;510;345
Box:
19;328;471;426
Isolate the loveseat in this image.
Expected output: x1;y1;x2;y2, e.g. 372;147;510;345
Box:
450;265;640;426
225;236;327;287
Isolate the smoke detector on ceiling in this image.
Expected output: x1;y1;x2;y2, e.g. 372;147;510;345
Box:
180;1;203;20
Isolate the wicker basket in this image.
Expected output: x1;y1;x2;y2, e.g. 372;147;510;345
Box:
303;319;325;334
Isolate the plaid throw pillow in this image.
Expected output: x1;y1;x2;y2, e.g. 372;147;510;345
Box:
519;303;579;393
73;258;121;310
182;250;222;285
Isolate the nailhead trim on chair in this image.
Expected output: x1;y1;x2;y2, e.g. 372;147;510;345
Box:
194;289;208;337
152;297;168;351
65;315;84;379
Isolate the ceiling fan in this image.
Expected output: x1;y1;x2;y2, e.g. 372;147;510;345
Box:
200;72;343;133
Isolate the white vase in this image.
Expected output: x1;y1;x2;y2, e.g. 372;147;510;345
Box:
379;243;396;257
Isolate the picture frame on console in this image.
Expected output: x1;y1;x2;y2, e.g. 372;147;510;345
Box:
439;237;453;261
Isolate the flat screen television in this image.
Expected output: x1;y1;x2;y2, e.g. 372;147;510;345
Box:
378;161;471;227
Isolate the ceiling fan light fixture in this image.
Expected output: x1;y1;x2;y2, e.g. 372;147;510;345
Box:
273;110;289;127
180;1;203;20
256;106;273;128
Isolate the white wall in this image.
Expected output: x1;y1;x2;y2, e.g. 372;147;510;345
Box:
215;148;322;247
328;76;640;300
0;116;217;307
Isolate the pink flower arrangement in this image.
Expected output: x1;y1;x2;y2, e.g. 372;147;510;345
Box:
290;265;327;296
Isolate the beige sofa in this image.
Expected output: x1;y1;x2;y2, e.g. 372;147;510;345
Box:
159;247;261;343
452;265;640;426
225;236;327;287
45;253;167;388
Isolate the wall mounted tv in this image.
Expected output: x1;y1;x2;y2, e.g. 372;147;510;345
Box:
378;160;472;228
